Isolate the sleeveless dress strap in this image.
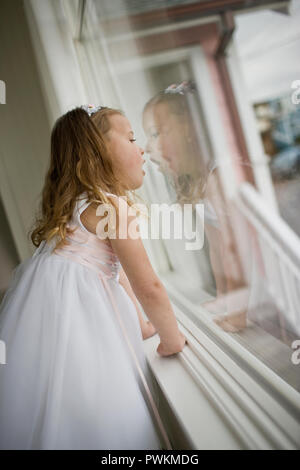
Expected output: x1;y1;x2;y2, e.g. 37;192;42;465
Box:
75;191;119;234
75;195;93;234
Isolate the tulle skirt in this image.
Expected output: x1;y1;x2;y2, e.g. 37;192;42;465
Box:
0;250;162;450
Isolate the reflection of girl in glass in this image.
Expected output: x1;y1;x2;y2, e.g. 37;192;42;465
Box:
142;81;248;332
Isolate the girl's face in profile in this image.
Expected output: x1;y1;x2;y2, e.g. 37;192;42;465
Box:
142;102;187;176
105;114;145;190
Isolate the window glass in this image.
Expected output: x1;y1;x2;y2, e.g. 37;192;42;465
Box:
75;0;300;393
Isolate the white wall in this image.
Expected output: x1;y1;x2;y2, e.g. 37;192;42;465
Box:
0;0;52;265
0;196;19;301
0;0;88;267
24;0;88;125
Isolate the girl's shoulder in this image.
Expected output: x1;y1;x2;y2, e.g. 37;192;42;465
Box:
77;190;130;236
75;190;129;220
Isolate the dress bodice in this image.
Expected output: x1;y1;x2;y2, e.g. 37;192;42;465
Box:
60;191;121;281
35;191;122;282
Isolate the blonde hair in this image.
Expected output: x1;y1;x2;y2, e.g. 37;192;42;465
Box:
29;106;146;251
143;87;210;208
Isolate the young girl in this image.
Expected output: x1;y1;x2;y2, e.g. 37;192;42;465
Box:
142;82;250;332
0;104;187;450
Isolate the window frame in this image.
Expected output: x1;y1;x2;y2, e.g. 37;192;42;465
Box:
142;292;300;449
62;0;300;448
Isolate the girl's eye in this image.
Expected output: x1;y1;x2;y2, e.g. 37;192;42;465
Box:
130;139;136;142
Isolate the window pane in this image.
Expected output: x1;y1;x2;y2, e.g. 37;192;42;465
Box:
78;0;300;393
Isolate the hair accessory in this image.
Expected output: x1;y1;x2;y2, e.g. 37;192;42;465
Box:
81;104;103;116
164;80;196;95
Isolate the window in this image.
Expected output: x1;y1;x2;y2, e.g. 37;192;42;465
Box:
62;0;300;398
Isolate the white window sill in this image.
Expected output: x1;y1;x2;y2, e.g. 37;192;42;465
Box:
141;273;300;450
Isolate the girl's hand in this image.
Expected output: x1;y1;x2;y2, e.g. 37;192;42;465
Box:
156;331;188;357
142;321;157;340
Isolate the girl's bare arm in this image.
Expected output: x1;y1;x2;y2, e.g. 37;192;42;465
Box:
80;196;183;351
118;267;156;339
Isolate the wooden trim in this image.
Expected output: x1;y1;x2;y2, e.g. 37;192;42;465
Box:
215;57;256;186
107;23;218;59
101;1;290;35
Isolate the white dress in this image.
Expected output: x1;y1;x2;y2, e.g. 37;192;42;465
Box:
0;191;167;450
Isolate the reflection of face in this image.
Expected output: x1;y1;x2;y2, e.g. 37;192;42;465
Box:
142;103;186;176
105;114;145;190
